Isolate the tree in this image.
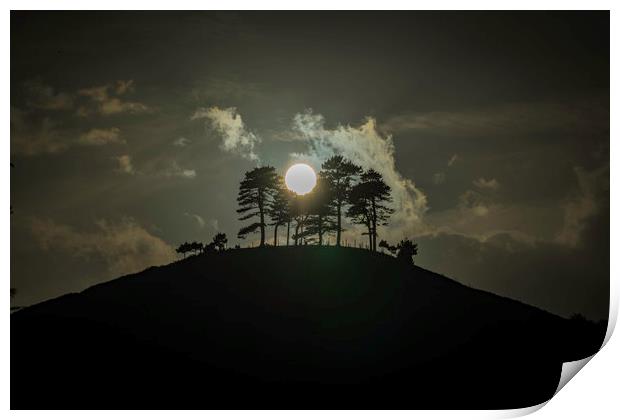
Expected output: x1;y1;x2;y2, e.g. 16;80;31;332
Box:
189;241;203;255
303;177;337;245
361;169;394;251
378;238;418;265
212;232;228;251
346;170;393;251
395;239;418;265
176;242;191;258
268;176;292;246
237;166;279;247
319;155;362;246
378;239;397;255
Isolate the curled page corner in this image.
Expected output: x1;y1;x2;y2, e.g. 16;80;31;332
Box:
554;355;595;396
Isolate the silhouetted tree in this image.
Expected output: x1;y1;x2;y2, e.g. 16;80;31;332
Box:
395;239;418;265
303;177;337;245
268;176;292;246
378;239;397;255
237;166;279;247
378;238;418;264
212;232;228;251
320;155;362;246
361;170;393;251
176;242;191;258
189;241;204;255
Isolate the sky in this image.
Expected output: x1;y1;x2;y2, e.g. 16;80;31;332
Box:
10;11;609;320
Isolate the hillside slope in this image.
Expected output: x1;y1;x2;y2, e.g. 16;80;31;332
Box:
11;247;604;409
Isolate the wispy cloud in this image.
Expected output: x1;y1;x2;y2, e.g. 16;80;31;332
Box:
24;79;74;111
290;110;428;237
173;137;191;147
184;212;205;229
79;128;124;146
31;218;176;278
165;161;196;179
78;80;149;116
11;108;66;155
382;100;609;137
192;106;260;161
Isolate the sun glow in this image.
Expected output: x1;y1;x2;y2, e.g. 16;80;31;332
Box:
285;163;317;195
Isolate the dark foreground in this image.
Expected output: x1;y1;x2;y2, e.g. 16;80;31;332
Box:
11;247;606;409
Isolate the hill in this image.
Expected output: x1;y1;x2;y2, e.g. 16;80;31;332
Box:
11;246;605;409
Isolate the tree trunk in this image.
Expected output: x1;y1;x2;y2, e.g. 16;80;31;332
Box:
287;220;291;246
294;221;300;246
318;215;323;245
258;189;265;247
336;202;342;246
274;224;279;247
371;198;377;251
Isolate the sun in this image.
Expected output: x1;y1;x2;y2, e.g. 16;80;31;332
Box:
285;163;317;195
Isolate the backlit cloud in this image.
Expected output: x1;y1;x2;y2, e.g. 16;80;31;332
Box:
192;106;260;161
291;110;428;238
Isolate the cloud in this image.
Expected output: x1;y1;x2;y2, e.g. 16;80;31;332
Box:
24;80;74;110
209;219;219;232
11;107;128;156
290;110;428;237
556;165;609;247
192;106;260;161
184;212;205;229
458;190;491;217
473;177;500;190
78;80;149;116
31;218;176;278
382;100;609;137
11;108;67;155
173;137;191;147
115;80;135;95
79;128;124;146
115;155;135;175
165;161;197;179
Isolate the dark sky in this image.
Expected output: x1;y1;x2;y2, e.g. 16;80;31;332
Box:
10;11;609;320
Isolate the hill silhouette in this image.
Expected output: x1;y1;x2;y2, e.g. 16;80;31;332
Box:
11;246;605;409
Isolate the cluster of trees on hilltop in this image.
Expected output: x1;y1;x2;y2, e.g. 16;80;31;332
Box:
176;233;228;259
236;155;399;251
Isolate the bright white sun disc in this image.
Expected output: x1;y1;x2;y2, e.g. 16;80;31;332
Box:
285;163;317;195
